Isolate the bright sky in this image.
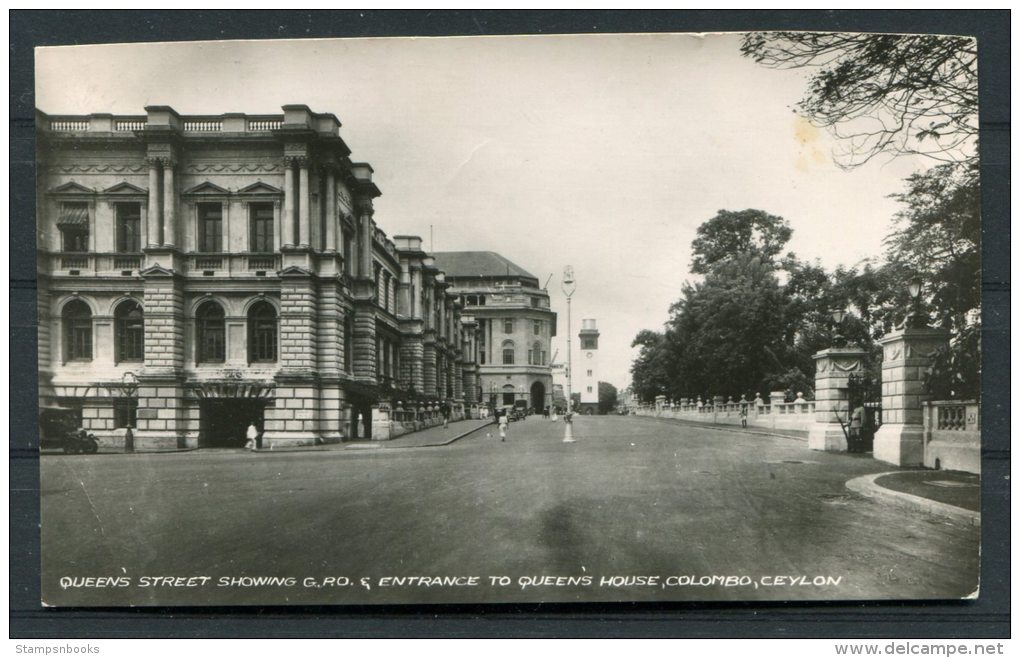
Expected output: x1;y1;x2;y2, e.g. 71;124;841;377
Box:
36;33;928;391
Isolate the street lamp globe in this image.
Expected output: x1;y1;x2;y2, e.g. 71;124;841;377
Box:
831;308;846;325
907;277;923;300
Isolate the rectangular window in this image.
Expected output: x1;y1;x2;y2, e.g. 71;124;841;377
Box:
503;319;514;334
115;203;141;253
68;318;92;361
533;320;541;335
581;337;597;350
250;203;274;253
114;399;138;429
502;392;515;406
59;202;90;252
198;203;223;252
502;348;514;365
587;369;593;377
587;386;593;394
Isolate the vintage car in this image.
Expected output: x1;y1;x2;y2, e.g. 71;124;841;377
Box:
39;405;98;454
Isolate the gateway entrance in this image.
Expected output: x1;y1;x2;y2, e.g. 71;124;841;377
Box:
199;399;266;448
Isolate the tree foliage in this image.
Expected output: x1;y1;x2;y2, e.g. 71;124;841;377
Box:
741;32;978;168
885;161;981;332
598;381;619;414
690;209;793;274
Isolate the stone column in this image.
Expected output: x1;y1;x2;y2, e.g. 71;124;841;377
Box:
298;158;310;248
358;199;373;279
146;158;161;248
423;339;438;397
324;166;337;252
807;347;869;452
282;158;295;247
161;159;176;247
873;327;951;466
411;266;422;318
351;304;378;384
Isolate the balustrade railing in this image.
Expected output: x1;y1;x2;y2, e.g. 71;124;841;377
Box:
936;403;967;431
247;255;278;271
247;118;283;131
60;254;89;269
113;256;142;271
115;120;146;131
50;119;90;132
195;256;224;271
183;120;223;132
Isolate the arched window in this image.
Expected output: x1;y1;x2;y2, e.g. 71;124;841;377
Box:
196;301;226;364
247;301;277;363
502;340;515;365
529;341;543;366
63;300;93;362
114;300;144;362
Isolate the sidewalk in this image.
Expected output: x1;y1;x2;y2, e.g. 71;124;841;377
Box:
640;414;809;442
847;469;980;526
40;419;492;456
342;418;491;450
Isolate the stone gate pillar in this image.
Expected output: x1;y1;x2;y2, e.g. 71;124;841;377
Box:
808;347;869;452
873;327;950;467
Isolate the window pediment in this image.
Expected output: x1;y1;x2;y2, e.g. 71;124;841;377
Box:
49;181;96;196
183;181;231;196
102;181;148;196
237;181;283;196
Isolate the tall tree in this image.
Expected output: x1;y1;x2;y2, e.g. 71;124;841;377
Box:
741;32;978;168
690;209;792;274
598;382;619;415
885;161;981;332
669;252;790;397
630;329;671;403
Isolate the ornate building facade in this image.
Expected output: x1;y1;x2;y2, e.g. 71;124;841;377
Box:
431;252;555;413
37;104;478;448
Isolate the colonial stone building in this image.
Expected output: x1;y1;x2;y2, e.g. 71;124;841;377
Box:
431;252;555;413
37;104;478;448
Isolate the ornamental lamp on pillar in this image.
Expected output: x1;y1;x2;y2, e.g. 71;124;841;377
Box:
904;276;926;329
831;307;847;347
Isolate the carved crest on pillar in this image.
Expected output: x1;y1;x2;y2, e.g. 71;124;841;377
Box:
831;359;862;372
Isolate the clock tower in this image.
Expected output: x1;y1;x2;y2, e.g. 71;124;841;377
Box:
578;318;600;414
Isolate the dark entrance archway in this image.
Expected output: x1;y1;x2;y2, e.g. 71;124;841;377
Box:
199;399;266;448
530;381;546;414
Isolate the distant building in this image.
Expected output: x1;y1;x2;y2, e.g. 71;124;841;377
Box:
577;318;600;414
431;252;556;413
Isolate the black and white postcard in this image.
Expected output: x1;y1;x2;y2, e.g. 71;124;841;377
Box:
35;32;981;607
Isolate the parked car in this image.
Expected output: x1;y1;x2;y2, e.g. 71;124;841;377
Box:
39;405;99;454
513;400;531;419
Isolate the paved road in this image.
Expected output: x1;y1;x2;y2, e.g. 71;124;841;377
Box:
40;415;979;606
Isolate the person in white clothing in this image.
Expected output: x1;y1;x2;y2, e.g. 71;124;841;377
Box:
246;422;259;451
498;410;509;442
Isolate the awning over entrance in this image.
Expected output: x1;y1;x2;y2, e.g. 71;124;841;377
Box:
189;382;275;400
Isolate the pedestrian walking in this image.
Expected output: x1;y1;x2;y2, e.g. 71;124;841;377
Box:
739;406;748;428
245;421;259;451
849;405;864;453
498;409;509;442
442;402;450;429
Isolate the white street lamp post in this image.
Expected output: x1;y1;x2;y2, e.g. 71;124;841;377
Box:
561;265;576;443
